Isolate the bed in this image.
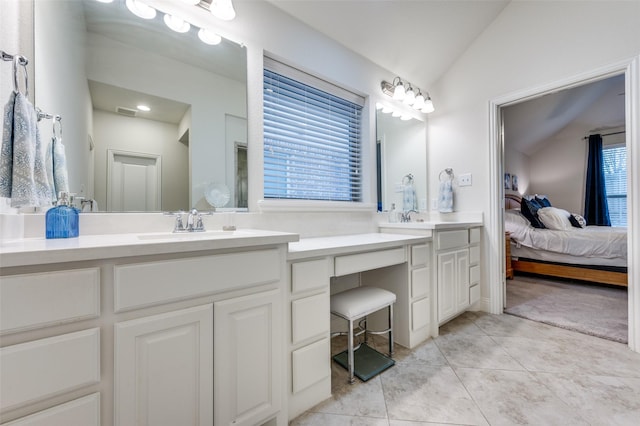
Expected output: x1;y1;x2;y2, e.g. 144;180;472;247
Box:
504;194;627;287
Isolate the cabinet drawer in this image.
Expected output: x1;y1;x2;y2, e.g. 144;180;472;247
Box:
1;268;100;334
291;258;329;294
292;292;330;344
0;328;100;412
470;284;480;304
436;230;468;250
114;249;280;312
291;338;330;393
470;265;480;285
469;245;480;264
334;247;405;277
411;297;430;331
410;244;430;268
469;228;481;244
3;393;100;426
411;267;429;299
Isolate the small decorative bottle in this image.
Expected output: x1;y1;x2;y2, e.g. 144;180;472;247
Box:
46;192;79;239
388;203;398;223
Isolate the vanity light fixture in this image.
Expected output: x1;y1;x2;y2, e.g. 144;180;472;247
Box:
381;79;435;114
209;0;237;21
412;90;426;110
403;84;416;106
164;13;191;33
198;28;222;45
391;78;405;101
421;94;435;113
125;0;156;19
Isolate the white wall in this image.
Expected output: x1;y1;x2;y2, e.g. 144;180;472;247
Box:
428;1;640;301
503;145;530;198
92;110;188;212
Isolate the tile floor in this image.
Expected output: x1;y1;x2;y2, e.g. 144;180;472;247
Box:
290;311;640;426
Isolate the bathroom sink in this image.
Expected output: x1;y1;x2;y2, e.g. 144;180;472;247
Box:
137;230;243;241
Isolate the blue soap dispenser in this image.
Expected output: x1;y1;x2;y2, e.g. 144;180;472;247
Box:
46;191;79;239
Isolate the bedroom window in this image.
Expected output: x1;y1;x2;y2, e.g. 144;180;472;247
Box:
263;57;364;202
602;144;627;227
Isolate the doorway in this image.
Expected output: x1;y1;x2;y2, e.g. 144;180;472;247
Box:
107;149;162;211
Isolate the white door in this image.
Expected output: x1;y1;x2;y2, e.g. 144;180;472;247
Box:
114;305;213;426
107;150;161;211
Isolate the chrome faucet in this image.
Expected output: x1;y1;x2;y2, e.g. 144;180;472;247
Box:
400;210;418;223
165;209;213;233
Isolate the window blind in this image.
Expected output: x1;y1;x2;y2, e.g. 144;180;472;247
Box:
263;58;364;202
602;145;627;227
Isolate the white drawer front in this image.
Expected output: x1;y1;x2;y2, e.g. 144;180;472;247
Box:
436;230;468;250
334;247;405;277
292;338;330;394
292;293;330;344
291;258;329;295
115;249;280;312
411;267;429;299
469;245;480;264
3;393;100;426
470;265;480;285
0;328;100;412
1;268;100;334
470;284;480;305
410;244;430;268
411;297;430;331
469;227;481;244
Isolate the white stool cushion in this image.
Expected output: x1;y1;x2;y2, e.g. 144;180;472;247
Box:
330;286;396;320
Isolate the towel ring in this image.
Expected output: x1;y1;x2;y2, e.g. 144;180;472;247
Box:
13;55;29;97
402;173;414;185
439;168;454;182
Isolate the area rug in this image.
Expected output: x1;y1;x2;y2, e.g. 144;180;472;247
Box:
505;276;628;343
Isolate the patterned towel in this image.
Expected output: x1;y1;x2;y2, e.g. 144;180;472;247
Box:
402;184;417;212
45;134;69;201
438;179;453;213
0;92;52;207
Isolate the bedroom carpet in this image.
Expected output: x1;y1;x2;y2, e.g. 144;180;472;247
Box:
505;275;628;343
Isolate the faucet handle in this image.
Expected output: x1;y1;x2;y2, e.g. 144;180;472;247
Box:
164;211;185;232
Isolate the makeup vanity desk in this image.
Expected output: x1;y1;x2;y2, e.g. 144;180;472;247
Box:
286;232;434;419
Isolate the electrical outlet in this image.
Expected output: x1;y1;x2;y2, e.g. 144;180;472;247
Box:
459;173;472;187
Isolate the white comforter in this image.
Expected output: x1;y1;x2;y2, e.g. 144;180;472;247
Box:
506;214;627;261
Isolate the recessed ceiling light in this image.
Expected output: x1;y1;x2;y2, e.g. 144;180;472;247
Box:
137;105;151;112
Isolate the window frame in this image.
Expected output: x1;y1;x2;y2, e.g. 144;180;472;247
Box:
602;141;627;227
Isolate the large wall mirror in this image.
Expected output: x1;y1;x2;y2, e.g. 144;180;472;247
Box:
376;109;427;213
34;0;247;212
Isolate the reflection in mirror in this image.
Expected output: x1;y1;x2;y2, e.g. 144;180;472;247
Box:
376;110;427;214
34;0;247;212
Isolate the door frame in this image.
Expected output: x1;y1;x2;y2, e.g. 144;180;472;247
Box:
106;149;162;211
487;56;640;352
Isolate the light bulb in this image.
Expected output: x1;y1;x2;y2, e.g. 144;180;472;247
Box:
413;93;425;110
392;110;402;117
403;86;415;105
125;0;156;19
164;14;190;33
421;98;435;113
210;0;236;21
392;82;405;101
381;105;393;114
198;28;222;45
400;114;412;121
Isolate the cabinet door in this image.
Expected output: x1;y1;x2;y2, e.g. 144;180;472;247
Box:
114;305;213;426
455;249;470;312
437;251;456;322
214;289;281;426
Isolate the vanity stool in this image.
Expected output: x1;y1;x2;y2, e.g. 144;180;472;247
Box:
330;286;396;384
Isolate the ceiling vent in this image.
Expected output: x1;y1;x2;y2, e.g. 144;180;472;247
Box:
116;106;137;117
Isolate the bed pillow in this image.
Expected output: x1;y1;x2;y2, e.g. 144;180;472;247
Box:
535;195;552;207
537;207;573;230
520;197;545;228
569;213;586;228
505;209;531;228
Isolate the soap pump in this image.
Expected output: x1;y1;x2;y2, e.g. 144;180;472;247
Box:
46;191;79;239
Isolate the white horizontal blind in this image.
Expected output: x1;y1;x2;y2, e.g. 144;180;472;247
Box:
263;59;363;202
602;144;627;227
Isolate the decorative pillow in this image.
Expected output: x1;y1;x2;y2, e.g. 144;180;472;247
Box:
537;207;572;231
535;195;552;207
569;213;586;228
505;209;531;228
520;197;545;228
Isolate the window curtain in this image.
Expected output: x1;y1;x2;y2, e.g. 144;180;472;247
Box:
584;134;611;226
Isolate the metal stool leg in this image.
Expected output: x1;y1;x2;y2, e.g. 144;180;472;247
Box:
388;304;394;357
347;318;355;384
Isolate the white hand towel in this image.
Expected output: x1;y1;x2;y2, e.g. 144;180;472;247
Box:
0;92;52;207
45;135;69;202
402;184;417;212
438;180;453;213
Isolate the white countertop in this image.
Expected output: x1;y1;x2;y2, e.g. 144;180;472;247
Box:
287;232;429;260
378;220;483;230
0;229;299;268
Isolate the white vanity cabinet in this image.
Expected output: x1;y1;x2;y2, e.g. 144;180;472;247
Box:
436;227;481;324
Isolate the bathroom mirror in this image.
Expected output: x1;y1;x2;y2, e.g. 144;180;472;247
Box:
376;110;427;213
34;0;247;212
